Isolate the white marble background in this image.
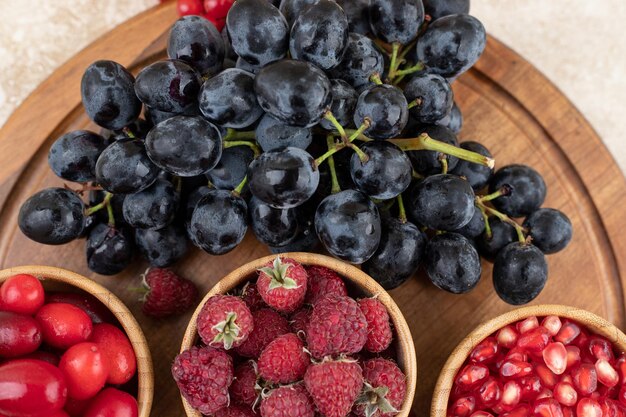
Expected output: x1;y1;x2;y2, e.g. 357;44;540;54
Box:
1;0;625;171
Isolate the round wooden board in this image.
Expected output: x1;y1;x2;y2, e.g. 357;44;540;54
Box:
1;2;626;416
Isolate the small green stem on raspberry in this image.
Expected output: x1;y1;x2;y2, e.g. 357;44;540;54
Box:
258;257;299;290
211;312;242;350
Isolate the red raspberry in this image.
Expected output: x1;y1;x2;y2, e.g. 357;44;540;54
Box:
260;385;315;417
290;307;312;337
305;266;347;305
197;295;254;350
230;361;259;407
304;359;364;417
241;282;267;311
358;298;393;353
215;404;256;417
307;295;368;359
258;333;309;384
172;346;234;415
354;358;407;417
257;257;307;313
235;308;290;358
141;268;198;318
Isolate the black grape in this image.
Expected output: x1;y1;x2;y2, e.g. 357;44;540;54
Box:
476;217;518;261
95;139;160;194
425;233;481;294
406;124;459;175
289;0;349;70
439;101;463;133
207;146;255;190
249;197;299;246
198;68;264;129
254;59;331;127
145;116;222;177
354;84;408;140
453;205;485;239
86;224;133;275
489;164;547;217
450;141;493;190
144;104;200;126
369;0;424;45
523;208;573;254
135;224;189;267
423;0;470;20
81;60;141;130
362;218;427;290
404;73;453;123
167;15;225;77
235;57;262;74
134;60;201;113
18;188;85;245
329;33;385;89
269;213;320;254
122;179;179;230
279;0;318;27
335;0;370;35
100;118;152;142
493;242;548;305
319;79;358;130
255;114;312;152
48;131;109;183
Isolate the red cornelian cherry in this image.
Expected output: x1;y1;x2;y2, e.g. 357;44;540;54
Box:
566;346;581;369
542;316;562;336
457;365;490;389
543;342;568;375
596;358;619;388
555;322;581;345
0;274;44;315
536;364;559;388
571;363;598;395
498;325;519;349
533;398;564;417
476;377;502;407
553;382;578;407
500;359;534;378
577;398;603;417
589;337;615;362
450;396;476;417
470;337;498;364
517;317;539;334
517;327;550;353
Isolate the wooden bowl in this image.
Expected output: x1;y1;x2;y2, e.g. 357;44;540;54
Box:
431;304;626;417
0;265;154;417
180;252;417;417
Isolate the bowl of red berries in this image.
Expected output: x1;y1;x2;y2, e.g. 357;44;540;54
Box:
175;252;417;417
0;265;153;417
432;305;626;417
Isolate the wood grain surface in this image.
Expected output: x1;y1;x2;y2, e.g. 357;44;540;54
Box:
1;1;626;416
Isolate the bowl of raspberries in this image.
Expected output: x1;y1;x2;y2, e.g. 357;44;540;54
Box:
174;252;417;417
433;305;626;417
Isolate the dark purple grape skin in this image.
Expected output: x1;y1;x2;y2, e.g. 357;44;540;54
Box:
255;114;312;152
354;84;409;140
423;0;470;20
222;27;238;61
249;197;299;247
235;57;262;74
198;68;264;129
489;164;547;218
18;188;85;245
453;205;485;239
404;73;454;123
279;0;318;27
135;224;189;268
269;213;319;254
350;141;412;199
227;0;289;66
95;139;160;194
319;80;358;130
122;179;179;230
335;0;370;35
247;147;320;209
362;218;427;290
450;141;493;191
254;60;332;128
289;0;349;70
493;242;548;305
207;146;255;190
134;59;201;113
523;208;573;254
100;118;152;142
80;60;142;131
406;174;475;231
86;224;133;275
416;14;486;79
144;104;200;126
425;232;481;294
369;0;424;45
48;131;109;183
406;124;459;175
167;16;224;77
314;189;381;264
476;217;517;261
329;33;385;89
189;189;248;255
145;116;222;177
440;101;463;133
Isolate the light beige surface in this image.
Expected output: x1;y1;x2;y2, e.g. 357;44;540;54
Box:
1;0;625;171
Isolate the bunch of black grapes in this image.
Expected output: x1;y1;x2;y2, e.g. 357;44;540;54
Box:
17;0;572;305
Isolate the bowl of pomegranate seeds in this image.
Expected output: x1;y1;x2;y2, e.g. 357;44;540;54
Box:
432;305;626;417
176;252;417;417
0;265;153;417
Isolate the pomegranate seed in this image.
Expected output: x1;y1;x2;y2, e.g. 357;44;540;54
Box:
500;359;534;378
493;381;522;413
534;398;564;417
598;383;618;398
517;317;539;334
543;342;568;375
615;355;626;385
566;346;582;369
620;386;626;406
518;327;550;353
554;382;578;407
562;407;574;417
555;322;581;345
571;364;598;395
601;398;626;417
589;337;615;362
471;337;499;364
577;398;603;417
573;331;590;352
596;358;619;387
498;325;520;349
476;377;502;407
543;316;563;336
561;375;573;384
520;376;542;401
450;396;476;417
537;364;559;388
506;348;529;362
502;405;531;417
470;412;494;417
537;387;554;400
456;364;490;389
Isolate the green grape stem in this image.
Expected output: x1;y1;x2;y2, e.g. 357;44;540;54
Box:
324;111;348;141
389;134;495;168
370;73;384;85
388;43;402;80
232;175;248;196
475;199;527;244
224;140;261;157
85;192;114;216
397;194;407;223
326;136;341;194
